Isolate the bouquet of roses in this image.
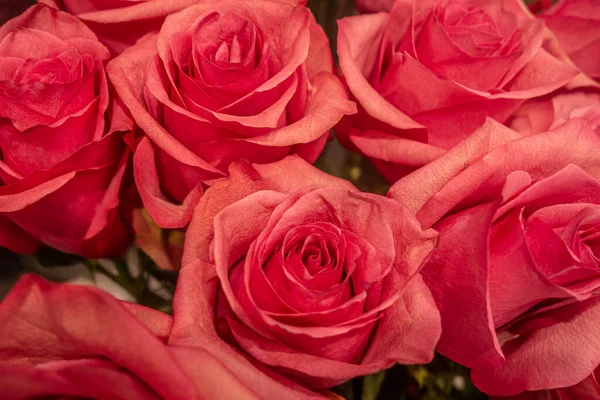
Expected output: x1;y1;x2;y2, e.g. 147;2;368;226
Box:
0;0;599;398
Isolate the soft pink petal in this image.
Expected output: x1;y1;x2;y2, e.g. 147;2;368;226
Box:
133;137;206;229
472;298;600;396
422;201;505;369
0;275;198;400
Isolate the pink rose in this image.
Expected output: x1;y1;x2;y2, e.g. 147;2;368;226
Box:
336;0;578;183
389;118;600;396
509;91;600;135
542;0;600;81
108;0;355;229
0;275;328;399
37;0;199;55
170;156;441;389
0;5;132;257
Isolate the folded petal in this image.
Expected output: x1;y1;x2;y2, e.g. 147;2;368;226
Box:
0;275;197;400
472;298;600;396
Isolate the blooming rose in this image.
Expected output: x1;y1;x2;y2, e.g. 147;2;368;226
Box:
0;275;327;399
170;156;441;389
0;5;132;257
108;0;355;229
37;0;199;55
336;0;578;183
493;370;600;400
541;0;600;81
509;91;600;135
389;118;600;396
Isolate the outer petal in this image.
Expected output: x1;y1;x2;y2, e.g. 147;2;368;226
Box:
337;14;425;134
362;275;441;365
472;298;600;396
0;361;161;400
388;118;521;220
0;214;41;254
38;0;200;55
133;137;206;229
170;344;326;400
0;275;198;400
226;317;379;389
247;73;356;148
0;5;99;43
0;131;131;257
422;201;505;369
497;48;578;100
390;119;600;228
348;129;445;167
492;372;600;400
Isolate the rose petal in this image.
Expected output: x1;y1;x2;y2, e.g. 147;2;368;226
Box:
133;137;207;229
0;214;40;254
472;298;600;396
423;201;505;369
0;275;197;400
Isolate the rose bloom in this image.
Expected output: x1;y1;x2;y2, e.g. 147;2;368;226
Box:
389;118;600;396
37;0;199;55
170;156;441;389
0;5;132;257
541;0;600;81
336;0;578;183
509;91;600;136
0;275;327;400
108;0;355;229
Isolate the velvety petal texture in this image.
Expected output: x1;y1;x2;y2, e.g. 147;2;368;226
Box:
171;156;441;389
0;5;132;258
389;119;600;396
0;275;330;400
336;0;580;183
108;0;356;229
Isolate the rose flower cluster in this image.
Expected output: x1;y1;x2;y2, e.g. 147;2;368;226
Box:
0;0;599;399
